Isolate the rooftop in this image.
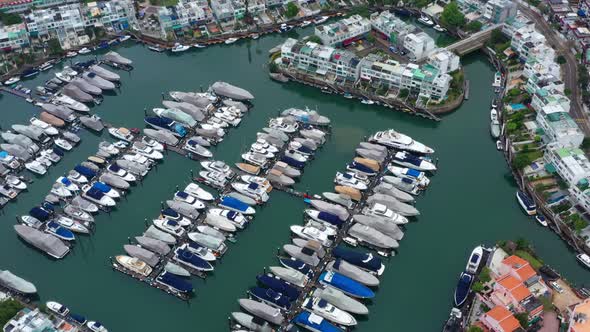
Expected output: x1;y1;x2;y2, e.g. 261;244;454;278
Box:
485;306;522;332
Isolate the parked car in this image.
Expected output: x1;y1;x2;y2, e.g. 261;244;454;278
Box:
550;281;564;294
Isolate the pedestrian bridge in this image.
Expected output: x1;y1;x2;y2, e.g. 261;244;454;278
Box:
445;24;504;56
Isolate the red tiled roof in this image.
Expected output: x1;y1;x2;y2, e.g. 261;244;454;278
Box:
0;0;32;7
497;275;532;302
502;255;538;281
486;306;521;332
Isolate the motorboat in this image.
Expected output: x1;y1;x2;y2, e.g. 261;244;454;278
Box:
299;129;326;145
141;136;165;151
121;154;151;167
433;24;446;32
363;202;408;225
290;225;332;247
208;209;248;229
0;151;20;169
41;149;61;163
6;175;26;190
12;124;50;144
98;142;120;156
577;253;590;269
14;224;70;259
54;138;73;151
370;129;434;154
257;133;285;149
282;108;330;126
57;90;92;111
347;161;376;176
82;185;116;207
135;236;171;256
418;15;434;26
236;163;260;175
262;127;289;142
108;127;134;142
214;110;241;126
454;272;473;307
249;287;292;310
25;161;47;175
89;65;120;82
201;160;233;179
153;218;185;237
91;182;120;199
78;47;91;54
348;223;398;249
535;214;548;227
219;196;256;215
231;182;269;203
71;196;98;213
198;170;228;188
83;72;116;90
491;120;501;138
319;271;374;299
2;132;39;154
231;312;272;332
162;101;205;122
255;138;280;153
226;192;257;206
116;159;148;177
301;297;357;327
115;255;152;276
174;191;205;210
132;142;164;160
241;152;268;167
294;137;318;151
71;77;102;96
0;270;36;295
171;43;190;52
79;115;104;132
387;165;430;187
86;321;107;332
174;246;214;272
368;193;419;217
392;151;436;172
153;108;197;127
250;144;275;158
185;242;217;261
352;215;404;241
63;205;94;223
29;117;58;136
103;51;132;65
41;104;76;123
283;244;320;267
45;220;75;241
269;117;298;133
279;256;314;277
323;192;353;209
51;183;72;198
187;231;226;254
257;274;300;301
516;190;536;215
466;246;484;274
326;259;379;286
145;116;188;137
144;226;177;245
156;272;193;294
68;170;88;184
204;214;236;232
382;175;422;195
272;161;300;178
313;286;368;315
268;266;308;288
183;140;212;158
0;184;17;199
46;301;69;316
373;182;414;203
224;37;238;45
310;199;349;221
164;262;190;277
305;209;344;228
54;215;89;233
238;299;284;325
334;172;367;190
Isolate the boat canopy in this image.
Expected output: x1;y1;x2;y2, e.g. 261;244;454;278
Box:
29;207;50;221
74;165;96;178
220;196;250;211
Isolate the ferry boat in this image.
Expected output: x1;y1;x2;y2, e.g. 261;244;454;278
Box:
516;190;536;215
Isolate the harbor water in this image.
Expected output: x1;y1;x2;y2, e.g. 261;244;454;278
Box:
0;29;588;331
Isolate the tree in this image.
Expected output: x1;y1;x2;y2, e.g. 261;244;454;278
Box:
478;267;491;283
471;282;484;293
556;55;566;64
440;2;465;29
467;326;484;332
399;89;409;99
565;88;572;96
514;312;529;328
0;299;24;326
285;2;299;18
465;21;483;32
0;12;22;25
515;237;529;250
512;154;533;169
306;35;322;44
47;39;62;55
490;28;507;45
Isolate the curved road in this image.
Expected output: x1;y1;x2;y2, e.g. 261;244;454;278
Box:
519;4;590;135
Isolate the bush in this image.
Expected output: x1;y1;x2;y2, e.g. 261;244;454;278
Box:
285;2;299;18
515;312;529;328
515;250;544;270
0;12;22;25
465;21;483;32
471;281;484;293
556;55;566;64
479;267;491;283
440;2;465;28
399;89;409;99
467;326;484;332
0;299;24;326
306;35;322;44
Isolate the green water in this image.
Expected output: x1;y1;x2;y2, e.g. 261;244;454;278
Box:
0;30;588;332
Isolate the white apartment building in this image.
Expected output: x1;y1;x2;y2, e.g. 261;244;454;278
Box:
0;23;30;51
525;73;564;95
510;26;548;62
370;11;414;46
24;4;88;49
523;56;561;80
84;0;137;31
536;105;584;149
156;0;213;38
314;15;371;47
483;0;517;24
427;49;460;73
545;146;590;188
210;0;235;22
531;88;570;113
403;31;435;61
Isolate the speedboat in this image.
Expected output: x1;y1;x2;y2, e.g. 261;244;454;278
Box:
201;160;233;179
183;140;212;158
313;287;368;315
224;37;238;44
465;246;484;274
249;287;292;309
142;136;164;151
418;15;434;26
115;255;152;276
285;149;308;163
208;208;248;229
363;203;408;225
171;43;190;53
68;170;88;184
269;117;298;133
204;214;236;232
71;196;98;213
387;165;430;186
219;196;256;215
392;151;436;172
305;209;344;228
370;129;434;154
51;183;72;198
254;138;279;153
290;225;332;247
231;182;269;203
433;24;446;32
160;208;191;227
153;218;185;237
301;296;357;326
45;221;75;241
332;246;384;275
25;161;47;175
0;185;17;199
46;301;69;316
319;271;374;299
91;182;120;199
108;127;134;142
516;191;536;215
54;215;89;233
6;175;26;190
250;144;275;158
56;176;79;191
86;321;107;332
174;246;214;272
577;253;590;269
54;138;73;151
454;272;473;307
535;214;548;227
3;76;20;85
183;183;214;201
269;266;308;288
334;172;368;190
30;117;58;136
174;191;205;210
132;142;164;160
107;164;136;182
198;170;228;188
98;142;120;156
241;152;268;167
82;185;116;207
185;242;216;261
156;272;193;294
257;274;300;301
63;205;94;223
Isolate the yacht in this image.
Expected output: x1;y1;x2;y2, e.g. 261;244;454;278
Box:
417;15;434;26
153;218;185;237
454;272;473;307
46;301;69;316
301;297;357;326
516;190;536;215
370;129;434;154
25;161;47;175
224;37;238;44
334;172;368;190
231;182;269;203
6;175;26;190
433;24;446;32
30;117;58;136
363;203;408;225
577;253;590;269
82;185;116;207
290;225;333;247
201;160;233;179
465;246;483;274
173;191;205;210
108;127;134;142
171;43;190;53
198;170;228;188
115;255;152;276
86;321;108;332
387;165;430;187
132;142;164;160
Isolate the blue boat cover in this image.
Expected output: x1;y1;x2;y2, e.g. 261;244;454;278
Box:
187;140;198;147
319;271;374;298
74;165;96;178
176;191;189;199
53;147;65;156
247;183;259;190
108;164;121;172
47;221;74;239
349;162;374;174
406;168;422;178
173;124;187;137
60;177;73;186
157;272;193;293
280;257;312;276
293;311;341;332
41;202;54;212
454;272;473;306
332;246;382;272
146;116;174;127
69;313;86;324
0;151;7;158
220;196;250;212
250;287;291;309
226;211;238;220
297;145;313;154
92;182;112;193
29;207;50;221
166;219;179;227
162;208;179;218
401;177;414;184
317;211;343;227
256;274;300;301
281;156;305;169
342;173;353;180
85;187;105;200
176;248;211;270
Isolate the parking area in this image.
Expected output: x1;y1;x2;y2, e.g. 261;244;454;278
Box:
551;279;582;312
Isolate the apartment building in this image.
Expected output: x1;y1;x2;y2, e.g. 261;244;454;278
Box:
210;0;235;22
314;14;371;47
483;0;517;24
83;0;137;31
403;31;435;61
0;23;30;51
370;11;414;47
156;0;213;38
427;49;460;74
536;105;585;149
545;146;590;189
24;3;88;49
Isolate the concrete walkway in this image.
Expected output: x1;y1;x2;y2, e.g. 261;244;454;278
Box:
539;311;559;332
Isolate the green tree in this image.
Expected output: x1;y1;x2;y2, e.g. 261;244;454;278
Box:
579;64;590;88
471;282;484;292
565;88;572;96
479;267;491;283
490;28;507;44
47;39;63;55
0;299;24;326
0;12;23;25
285;2;299;18
465;21;483;32
556;55;566;64
307;35;322;44
467;326;484;332
399;89;409;99
514;312;529;328
440;2;465;29
512;154;533;169
515;237;529;250
347;5;370;18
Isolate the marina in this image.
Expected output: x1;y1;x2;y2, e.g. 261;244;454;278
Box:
0;28;589;331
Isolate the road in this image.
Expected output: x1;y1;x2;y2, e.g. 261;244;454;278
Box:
518;4;590;135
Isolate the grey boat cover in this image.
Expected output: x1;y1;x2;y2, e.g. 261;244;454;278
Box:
71;77;102;95
367;193;420;216
195;127;220;139
309;200;349;221
81;161;99;172
2;132;36;151
90;65;120;81
282;108;330;125
226;192;256;206
262;128;288;142
326;259;380;286
123;245;159;267
143;128;179;145
222;100;247;112
323;192;354;208
166;200;200;219
14;224;69;259
99;173;130;190
293;137;318;151
63;84;93;102
269;266;308;287
71;196;98;212
41;104;75;121
63;131;80;143
187;232;223;250
373;182;414;203
257;133;285;149
313;287;369;315
231;312;273;332
196;225;226;241
83;72;115;90
169;92;212;109
0;270;37;294
187;136;210;147
45;194;60;204
238;299;284;325
164;262;190;277
348;223;398;249
116;160;148;175
103;51;132;65
64;205;94;223
211;82;254;101
144;225;176;245
79;115;104;132
292;238;326;258
272;161;300;178
358;142;387;153
1;144;31;160
162;101;205;121
135;236;171;255
267;169;294;186
12;125;45;142
356;148;386;162
382;176;418;194
353;214;404;241
300;129;326;143
283;244;320;266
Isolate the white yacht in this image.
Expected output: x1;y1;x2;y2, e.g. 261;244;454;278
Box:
370;129;434;154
